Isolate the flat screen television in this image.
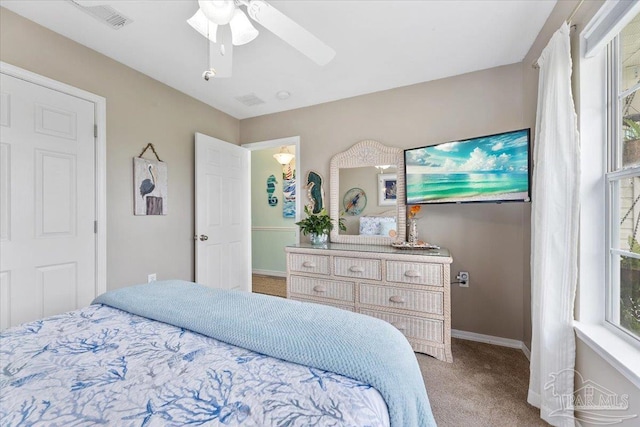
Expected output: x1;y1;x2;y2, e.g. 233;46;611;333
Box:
404;128;531;204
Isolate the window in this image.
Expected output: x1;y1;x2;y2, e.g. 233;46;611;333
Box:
606;12;640;341
577;1;640;385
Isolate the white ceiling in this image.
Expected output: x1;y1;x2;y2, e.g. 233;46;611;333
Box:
1;0;557;120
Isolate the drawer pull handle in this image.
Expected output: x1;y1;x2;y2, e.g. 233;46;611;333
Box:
349;266;365;273
404;270;422;278
393;323;407;331
302;261;316;268
389;296;406;304
312;285;327;293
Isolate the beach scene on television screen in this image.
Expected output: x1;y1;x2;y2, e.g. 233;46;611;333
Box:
406;130;529;203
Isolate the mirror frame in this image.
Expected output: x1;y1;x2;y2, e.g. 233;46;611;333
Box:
329;140;406;245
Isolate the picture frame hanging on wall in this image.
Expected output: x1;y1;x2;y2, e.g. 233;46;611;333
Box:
282;163;296;218
378;173;397;206
134;144;168;215
305;170;325;214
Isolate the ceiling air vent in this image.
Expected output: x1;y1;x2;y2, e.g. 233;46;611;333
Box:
68;1;133;29
235;93;265;107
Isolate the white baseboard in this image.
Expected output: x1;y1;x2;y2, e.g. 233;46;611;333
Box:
521;343;531;361
452;329;531;360
252;269;286;278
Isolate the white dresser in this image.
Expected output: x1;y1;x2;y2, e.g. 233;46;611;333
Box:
285;243;453;362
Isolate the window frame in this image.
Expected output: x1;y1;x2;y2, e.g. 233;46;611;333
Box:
604;29;640;343
576;1;640;389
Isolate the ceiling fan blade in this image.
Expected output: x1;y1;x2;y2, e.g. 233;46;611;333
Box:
246;0;335;66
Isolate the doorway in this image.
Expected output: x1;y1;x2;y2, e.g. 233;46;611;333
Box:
242;137;300;280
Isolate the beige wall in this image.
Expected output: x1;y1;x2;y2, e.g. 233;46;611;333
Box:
241;64;528;340
575;340;640;426
521;0;640;421
0;8;239;289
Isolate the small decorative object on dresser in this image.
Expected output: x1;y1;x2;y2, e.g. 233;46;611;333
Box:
285;242;453;362
407;205;421;244
295;205;346;246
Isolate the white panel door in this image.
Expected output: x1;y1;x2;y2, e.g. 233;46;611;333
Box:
0;73;96;329
195;133;251;292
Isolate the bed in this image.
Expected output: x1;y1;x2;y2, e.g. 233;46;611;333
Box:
0;280;436;426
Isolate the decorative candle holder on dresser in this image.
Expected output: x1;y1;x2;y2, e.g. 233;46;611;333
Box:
285;243;453;363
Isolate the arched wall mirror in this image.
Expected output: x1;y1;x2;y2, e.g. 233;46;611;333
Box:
329;140;406;245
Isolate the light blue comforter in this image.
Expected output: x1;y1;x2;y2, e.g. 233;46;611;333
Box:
94;280;436;427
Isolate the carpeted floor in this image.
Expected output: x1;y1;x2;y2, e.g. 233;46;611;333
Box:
252;274;547;426
418;339;548;426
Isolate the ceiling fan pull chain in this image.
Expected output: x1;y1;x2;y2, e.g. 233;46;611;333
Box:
219;29;226;56
206;20;212;67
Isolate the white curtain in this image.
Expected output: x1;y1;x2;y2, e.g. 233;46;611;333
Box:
528;22;580;427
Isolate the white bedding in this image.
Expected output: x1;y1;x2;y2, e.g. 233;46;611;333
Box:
0;304;390;426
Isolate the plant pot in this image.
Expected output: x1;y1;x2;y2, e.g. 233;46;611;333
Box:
310;233;328;246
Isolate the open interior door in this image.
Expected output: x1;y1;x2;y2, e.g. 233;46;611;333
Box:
195;133;251;292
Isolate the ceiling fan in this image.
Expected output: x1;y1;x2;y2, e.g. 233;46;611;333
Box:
188;0;335;78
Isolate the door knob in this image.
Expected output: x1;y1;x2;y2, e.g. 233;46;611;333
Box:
199;234;209;241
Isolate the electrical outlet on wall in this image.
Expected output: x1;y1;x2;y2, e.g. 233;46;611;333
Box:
147;273;157;283
457;271;469;287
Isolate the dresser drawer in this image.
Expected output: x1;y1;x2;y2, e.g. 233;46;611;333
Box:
386;261;443;287
292;296;355;312
359;283;443;314
360;308;444;343
289;253;330;275
289;276;354;303
334;257;381;280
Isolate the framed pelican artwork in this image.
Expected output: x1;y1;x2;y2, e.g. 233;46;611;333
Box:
133;157;168;215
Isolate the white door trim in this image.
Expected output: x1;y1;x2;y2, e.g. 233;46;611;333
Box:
1;61;107;297
242;136;301;242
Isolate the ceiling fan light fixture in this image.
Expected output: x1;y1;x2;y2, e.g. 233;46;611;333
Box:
273;146;294;165
187;9;217;42
198;0;236;25
230;9;259;46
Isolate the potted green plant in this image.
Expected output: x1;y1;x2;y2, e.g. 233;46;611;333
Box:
296;206;345;245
